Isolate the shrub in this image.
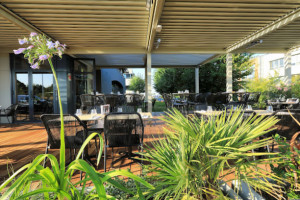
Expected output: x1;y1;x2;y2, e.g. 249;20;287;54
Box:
142;108;284;199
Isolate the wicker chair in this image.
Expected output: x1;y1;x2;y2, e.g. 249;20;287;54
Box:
40;114;88;166
0;104;18;124
103;112;144;172
125;94;144;111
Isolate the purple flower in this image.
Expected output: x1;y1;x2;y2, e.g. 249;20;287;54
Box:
39;55;49;60
61;44;67;49
47;41;55;49
30;32;38;37
55;41;60;48
30;63;39;69
27;45;34;50
13;48;26;54
18;38;28;45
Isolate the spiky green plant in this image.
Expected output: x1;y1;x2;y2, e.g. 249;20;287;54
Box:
142;108;284;199
0;33;153;199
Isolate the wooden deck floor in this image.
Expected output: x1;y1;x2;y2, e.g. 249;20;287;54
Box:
0;116;166;184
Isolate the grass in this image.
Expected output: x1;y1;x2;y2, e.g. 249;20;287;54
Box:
153;101;167;112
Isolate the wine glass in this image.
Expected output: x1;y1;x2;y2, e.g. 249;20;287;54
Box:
207;106;213;112
75;109;82;116
137;108;142;113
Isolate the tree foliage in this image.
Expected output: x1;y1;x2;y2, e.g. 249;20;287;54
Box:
154;54;253;94
129;76;145;93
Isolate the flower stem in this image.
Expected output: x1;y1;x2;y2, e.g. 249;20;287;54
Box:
48;58;65;188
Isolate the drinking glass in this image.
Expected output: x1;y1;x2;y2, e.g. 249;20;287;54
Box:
75;109;82;116
267;105;273;112
117;107;123;112
246;105;252;111
137;108;142;113
207;106;213;112
90;109;97;116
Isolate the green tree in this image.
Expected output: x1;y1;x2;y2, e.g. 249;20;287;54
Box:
129;76;145;93
153;54;253;94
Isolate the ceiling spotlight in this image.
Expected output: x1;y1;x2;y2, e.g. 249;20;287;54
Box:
156;25;162;32
155;38;161;49
146;0;151;10
246;39;263;49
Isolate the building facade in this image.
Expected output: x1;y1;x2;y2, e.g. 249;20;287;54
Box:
0;53;125;123
250;50;300;80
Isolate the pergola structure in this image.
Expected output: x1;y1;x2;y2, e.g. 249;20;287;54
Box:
1;0;300;111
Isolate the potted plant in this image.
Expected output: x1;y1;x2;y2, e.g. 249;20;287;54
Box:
141;108;284;199
0;33;153;199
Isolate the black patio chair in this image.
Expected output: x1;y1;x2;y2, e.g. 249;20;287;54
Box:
162;93;186;113
94;94;106;113
0;104;18;124
247;92;261;108
206;93;228;110
80;94;96;113
103;112;144;172
104;94;120;112
40;114;88;167
125;94;144;111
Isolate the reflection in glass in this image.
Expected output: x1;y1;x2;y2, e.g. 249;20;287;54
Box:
33;73;54;120
75;73;93;108
16;73;29;121
74;60;93;73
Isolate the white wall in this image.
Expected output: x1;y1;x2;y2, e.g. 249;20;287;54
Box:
259;54;284;79
0;53;11;123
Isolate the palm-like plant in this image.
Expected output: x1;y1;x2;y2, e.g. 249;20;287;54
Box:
143;108;284;199
0;33;153;199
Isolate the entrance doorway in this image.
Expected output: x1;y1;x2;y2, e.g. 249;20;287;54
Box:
15;72;54;121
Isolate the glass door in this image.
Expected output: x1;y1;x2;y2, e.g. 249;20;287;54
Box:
15;73;30;121
74;58;96;109
15;73;54;121
32;73;54;121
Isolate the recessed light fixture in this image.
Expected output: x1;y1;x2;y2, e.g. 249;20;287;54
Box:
156;25;162;32
155;38;161;49
146;0;151;10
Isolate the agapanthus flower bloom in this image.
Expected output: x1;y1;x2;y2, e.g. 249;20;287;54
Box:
30;32;38;37
14;33;66;69
30;63;39;69
27;45;34;50
55;41;60;48
39;55;49;60
47;41;55;49
18;38;28;45
13;48;26;54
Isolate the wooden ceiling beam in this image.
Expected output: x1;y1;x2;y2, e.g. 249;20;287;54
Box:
227;7;300;52
0;4;55;40
146;0;165;52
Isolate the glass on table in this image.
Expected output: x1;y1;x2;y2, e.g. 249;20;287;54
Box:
137;108;142;113
117;107;123;112
75;109;82;116
266;105;273;112
246;105;252;111
90;109;97;116
207;106;213;112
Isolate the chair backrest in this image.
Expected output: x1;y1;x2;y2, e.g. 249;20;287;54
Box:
247;92;261;104
80;94;96;113
5;104;18;116
275;111;300;139
40;114;86;149
104;113;144;147
162;93;173;109
125;94;144;107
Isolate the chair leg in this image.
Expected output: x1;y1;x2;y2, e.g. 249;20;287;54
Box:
94;137;98;157
111;147;114;169
104;146;107;172
43;144;49;167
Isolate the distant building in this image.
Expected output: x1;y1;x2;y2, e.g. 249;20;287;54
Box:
123;69;135;93
249;50;300;80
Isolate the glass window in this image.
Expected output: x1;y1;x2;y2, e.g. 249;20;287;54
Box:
74;60;93;73
270;58;284;70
